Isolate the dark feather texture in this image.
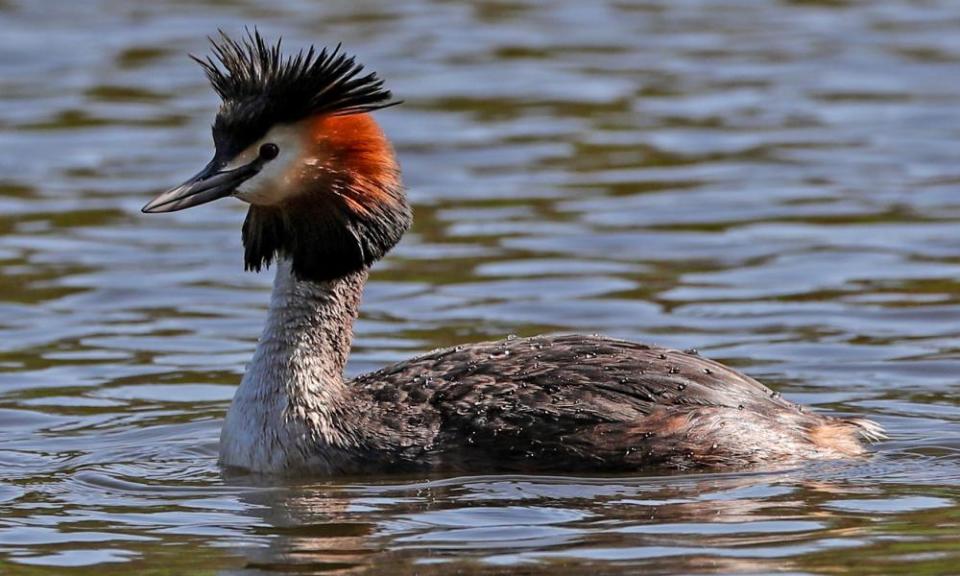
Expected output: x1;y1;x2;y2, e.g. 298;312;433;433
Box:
194;29;396;157
344;335;883;473
189;30;409;282
241;177;411;282
195;28;395;117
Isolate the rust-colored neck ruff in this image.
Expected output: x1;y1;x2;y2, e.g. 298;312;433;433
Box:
310;113;400;199
242;113;410;283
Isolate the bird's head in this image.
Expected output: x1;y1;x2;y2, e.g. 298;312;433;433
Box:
143;30;409;282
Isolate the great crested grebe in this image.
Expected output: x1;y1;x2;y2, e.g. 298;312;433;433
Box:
143;31;884;475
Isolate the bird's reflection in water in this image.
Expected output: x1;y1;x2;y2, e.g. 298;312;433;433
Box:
228;467;872;575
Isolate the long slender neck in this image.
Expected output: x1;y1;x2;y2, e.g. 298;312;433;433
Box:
255;259;366;387
220;258;368;472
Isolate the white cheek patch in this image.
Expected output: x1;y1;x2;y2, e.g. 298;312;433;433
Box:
230;124;308;206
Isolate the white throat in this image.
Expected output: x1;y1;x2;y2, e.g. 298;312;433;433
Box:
219;259;368;473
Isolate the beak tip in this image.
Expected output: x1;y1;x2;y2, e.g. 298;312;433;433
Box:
141;199;162;214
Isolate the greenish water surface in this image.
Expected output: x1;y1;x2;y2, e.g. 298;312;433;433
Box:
1;1;960;574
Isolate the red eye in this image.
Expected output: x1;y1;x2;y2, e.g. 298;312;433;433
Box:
259;143;279;161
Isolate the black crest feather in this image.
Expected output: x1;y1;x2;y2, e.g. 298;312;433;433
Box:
191;29;409;282
193;28;395;118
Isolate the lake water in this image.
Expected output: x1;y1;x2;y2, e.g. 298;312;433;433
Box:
2;0;960;574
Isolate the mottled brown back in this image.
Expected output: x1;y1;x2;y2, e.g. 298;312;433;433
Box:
347;335;879;473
